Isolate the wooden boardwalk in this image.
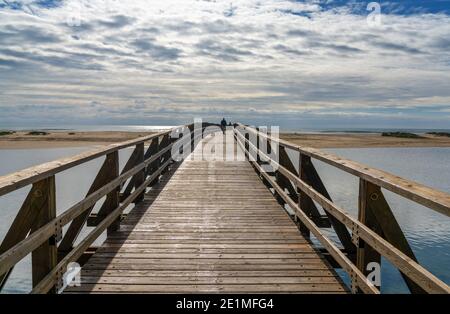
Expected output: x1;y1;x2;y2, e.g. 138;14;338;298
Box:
2;126;449;294
66;134;348;293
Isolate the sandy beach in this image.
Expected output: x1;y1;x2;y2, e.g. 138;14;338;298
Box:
280;132;450;148
0;131;154;149
1;130;450;149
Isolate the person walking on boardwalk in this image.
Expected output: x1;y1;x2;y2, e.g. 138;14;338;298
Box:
220;117;227;134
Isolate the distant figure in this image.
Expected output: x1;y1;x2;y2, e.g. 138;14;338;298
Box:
220;118;227;134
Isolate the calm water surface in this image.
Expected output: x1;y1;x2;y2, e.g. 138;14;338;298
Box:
317;147;450;293
0;146;133;293
0;146;449;293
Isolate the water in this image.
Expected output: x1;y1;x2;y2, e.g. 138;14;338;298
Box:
0;146;134;293
2;124;448;134
313;147;450;293
1;125;175;132
0;146;449;293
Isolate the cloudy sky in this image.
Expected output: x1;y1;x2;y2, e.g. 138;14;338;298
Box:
0;0;449;129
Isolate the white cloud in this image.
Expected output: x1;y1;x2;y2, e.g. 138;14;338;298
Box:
0;0;449;128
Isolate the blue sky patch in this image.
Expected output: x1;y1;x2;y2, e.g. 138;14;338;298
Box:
309;0;450;15
0;0;63;10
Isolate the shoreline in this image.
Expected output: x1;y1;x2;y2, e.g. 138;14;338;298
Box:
1;131;450;150
280;133;450;149
0;131;154;149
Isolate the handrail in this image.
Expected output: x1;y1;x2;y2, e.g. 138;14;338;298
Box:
236;123;450;217
32;157;173;294
234;126;450;294
1;122;448;294
0;125;189;197
0;123;212;293
0;143;174;276
234;134;378;294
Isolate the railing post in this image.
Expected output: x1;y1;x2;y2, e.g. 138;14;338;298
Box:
188;124;194;154
160;134;171;175
244;132;250;160
60;152;120;253
357;179;425;294
96;151;120;235
134;143;145;203
0;179;55;290
145;137;159;177
301;157;356;258
256;131;271;184
255;127;260;163
149;136;162;186
298;154;312;237
31;175;57;293
355;179;382;292
278;146;298;202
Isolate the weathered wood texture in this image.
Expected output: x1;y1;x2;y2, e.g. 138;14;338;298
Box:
236;123;450;217
66;134;348;294
234;127;450;294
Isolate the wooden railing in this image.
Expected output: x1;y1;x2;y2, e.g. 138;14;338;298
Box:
234;123;450;294
0;123;214;293
1;122;448;294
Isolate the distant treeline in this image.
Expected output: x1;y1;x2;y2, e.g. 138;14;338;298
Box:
381;131;450;139
27;131;49;136
427;132;450;137
0;131;15;136
0;130;50;136
381;132;423;139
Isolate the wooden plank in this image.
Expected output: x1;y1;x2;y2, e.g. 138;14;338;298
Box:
235;137;377;294
0;145;177;279
31;158;173;293
236;130;450;293
68;133;348;294
101;243;311;249
95;247;313;254
79;276;341;284
82;264;334;271
234;134;389;290
0;135;201;293
66;283;347;293
81;269;337;277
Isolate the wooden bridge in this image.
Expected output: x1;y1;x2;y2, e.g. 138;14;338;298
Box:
0;123;449;294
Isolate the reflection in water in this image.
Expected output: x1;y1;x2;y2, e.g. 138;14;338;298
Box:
0;147;449;293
